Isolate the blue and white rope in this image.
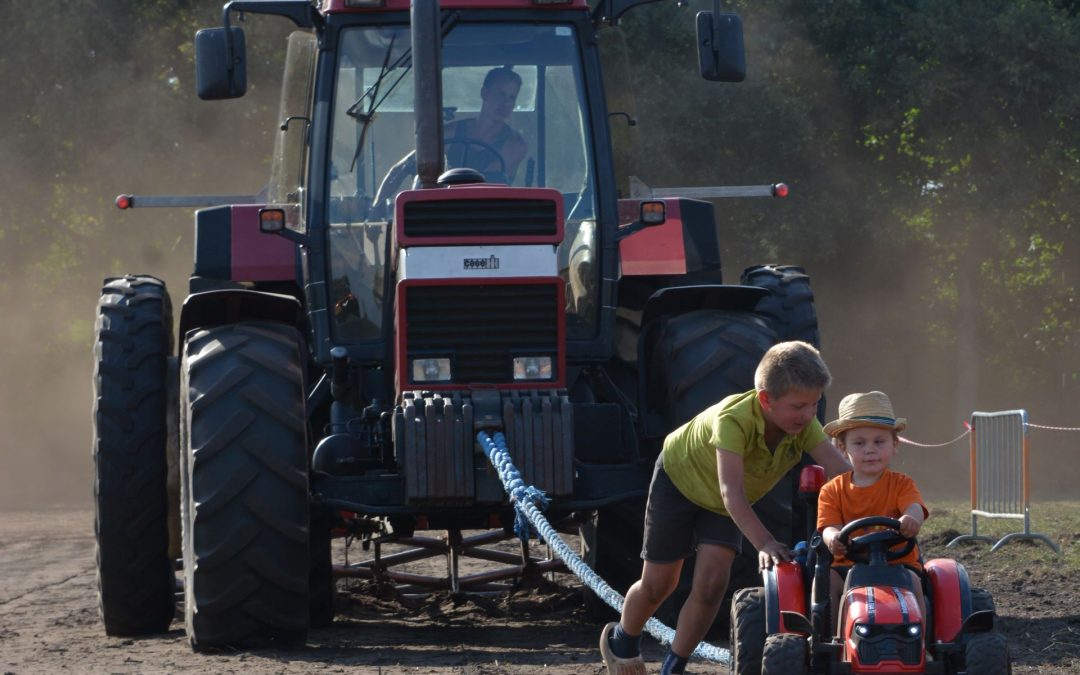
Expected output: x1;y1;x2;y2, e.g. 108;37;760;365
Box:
477;430;731;664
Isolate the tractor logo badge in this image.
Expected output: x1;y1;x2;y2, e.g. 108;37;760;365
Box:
463;255;500;270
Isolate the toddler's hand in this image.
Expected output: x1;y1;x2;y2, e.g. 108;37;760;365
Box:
898;515;921;538
824;532;847;557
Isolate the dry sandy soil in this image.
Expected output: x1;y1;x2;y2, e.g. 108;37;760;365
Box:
0;507;1077;674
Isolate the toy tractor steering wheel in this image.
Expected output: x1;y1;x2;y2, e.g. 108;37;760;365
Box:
837;516;916;566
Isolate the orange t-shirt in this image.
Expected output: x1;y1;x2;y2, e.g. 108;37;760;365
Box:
816;469;928;569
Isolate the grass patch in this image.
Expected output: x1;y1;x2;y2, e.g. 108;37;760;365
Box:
919;500;1080;569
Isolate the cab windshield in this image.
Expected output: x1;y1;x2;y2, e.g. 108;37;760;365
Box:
326;22;599;341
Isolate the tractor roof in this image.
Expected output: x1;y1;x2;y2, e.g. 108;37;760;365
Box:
322;0;589;12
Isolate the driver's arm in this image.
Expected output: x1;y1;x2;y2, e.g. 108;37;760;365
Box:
502;134;527;182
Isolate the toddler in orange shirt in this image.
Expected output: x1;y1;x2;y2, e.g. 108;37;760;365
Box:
817;390;929;634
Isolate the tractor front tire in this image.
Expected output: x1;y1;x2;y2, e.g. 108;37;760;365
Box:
93;275;176;636
761;632;809;675
180;323;309;650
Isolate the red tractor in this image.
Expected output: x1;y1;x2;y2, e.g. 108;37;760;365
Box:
728;467;1011;674
93;0;816;650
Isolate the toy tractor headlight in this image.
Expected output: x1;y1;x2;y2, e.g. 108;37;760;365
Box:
854;623;872;637
906;623;921;637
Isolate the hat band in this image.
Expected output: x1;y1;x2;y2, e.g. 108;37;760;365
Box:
850;415;896;426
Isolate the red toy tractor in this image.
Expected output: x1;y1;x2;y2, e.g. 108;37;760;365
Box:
729;467;1012;674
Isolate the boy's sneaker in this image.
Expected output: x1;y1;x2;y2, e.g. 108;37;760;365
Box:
599;622;645;675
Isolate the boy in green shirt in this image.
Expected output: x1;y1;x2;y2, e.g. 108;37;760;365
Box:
600;341;851;675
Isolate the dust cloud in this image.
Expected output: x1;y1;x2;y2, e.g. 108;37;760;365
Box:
0;2;287;509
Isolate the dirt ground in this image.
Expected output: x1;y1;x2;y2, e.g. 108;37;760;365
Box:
1;507;1077;674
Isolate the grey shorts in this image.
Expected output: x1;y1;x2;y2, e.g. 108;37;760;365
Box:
641;455;743;563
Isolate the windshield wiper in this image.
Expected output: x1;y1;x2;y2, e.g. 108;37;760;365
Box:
346;12;461;173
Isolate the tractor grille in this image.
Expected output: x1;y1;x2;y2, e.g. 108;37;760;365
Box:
402;199;558;238
856;635;921;666
404;283;559;383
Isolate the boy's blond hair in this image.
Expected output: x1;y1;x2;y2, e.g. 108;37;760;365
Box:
754;340;831;398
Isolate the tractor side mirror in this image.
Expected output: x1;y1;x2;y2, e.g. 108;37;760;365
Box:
695;12;746;82
195;26;247;100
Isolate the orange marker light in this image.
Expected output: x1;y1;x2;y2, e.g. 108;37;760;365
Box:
259;207;286;233
640;200;666;225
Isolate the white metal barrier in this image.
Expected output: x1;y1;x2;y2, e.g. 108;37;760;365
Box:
946;410;1059;553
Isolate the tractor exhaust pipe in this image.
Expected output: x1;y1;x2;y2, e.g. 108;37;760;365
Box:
412;0;444;189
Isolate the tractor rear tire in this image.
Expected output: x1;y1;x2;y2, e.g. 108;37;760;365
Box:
964;630;1012;675
93;275;176;636
761;632;809;675
646;310;776;633
741;264;823;549
729;587;766;675
180;323;309;650
740;265;820;348
647;309;776;431
580;501;646;622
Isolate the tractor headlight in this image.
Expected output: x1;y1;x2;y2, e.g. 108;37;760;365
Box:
854;623;871;637
906;623;921;637
412;357;451;383
512;356;553;381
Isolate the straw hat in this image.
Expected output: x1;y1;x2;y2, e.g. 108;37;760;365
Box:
822;391;907;437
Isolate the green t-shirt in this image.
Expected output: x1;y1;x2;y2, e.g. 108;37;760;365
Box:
661;389;828;515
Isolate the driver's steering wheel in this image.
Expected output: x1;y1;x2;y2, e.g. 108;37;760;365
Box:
836;516;916;566
443;137;507;177
371;138;510;218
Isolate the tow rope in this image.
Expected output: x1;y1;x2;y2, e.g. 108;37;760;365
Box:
477;430;731;664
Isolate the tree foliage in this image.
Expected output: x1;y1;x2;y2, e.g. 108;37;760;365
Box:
609;0;1079;426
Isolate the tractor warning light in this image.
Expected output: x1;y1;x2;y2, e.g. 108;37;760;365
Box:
773;183;790;198
115;194;132;210
798;464;826;494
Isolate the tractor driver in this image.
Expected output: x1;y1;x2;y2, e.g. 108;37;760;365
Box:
444;67;528;184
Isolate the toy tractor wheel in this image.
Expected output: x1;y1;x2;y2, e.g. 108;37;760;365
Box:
180;323;309;650
761;632;809;675
93;275;176;636
964;630;1012;675
970;586;996;614
729;587;766;675
580;500;646;622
